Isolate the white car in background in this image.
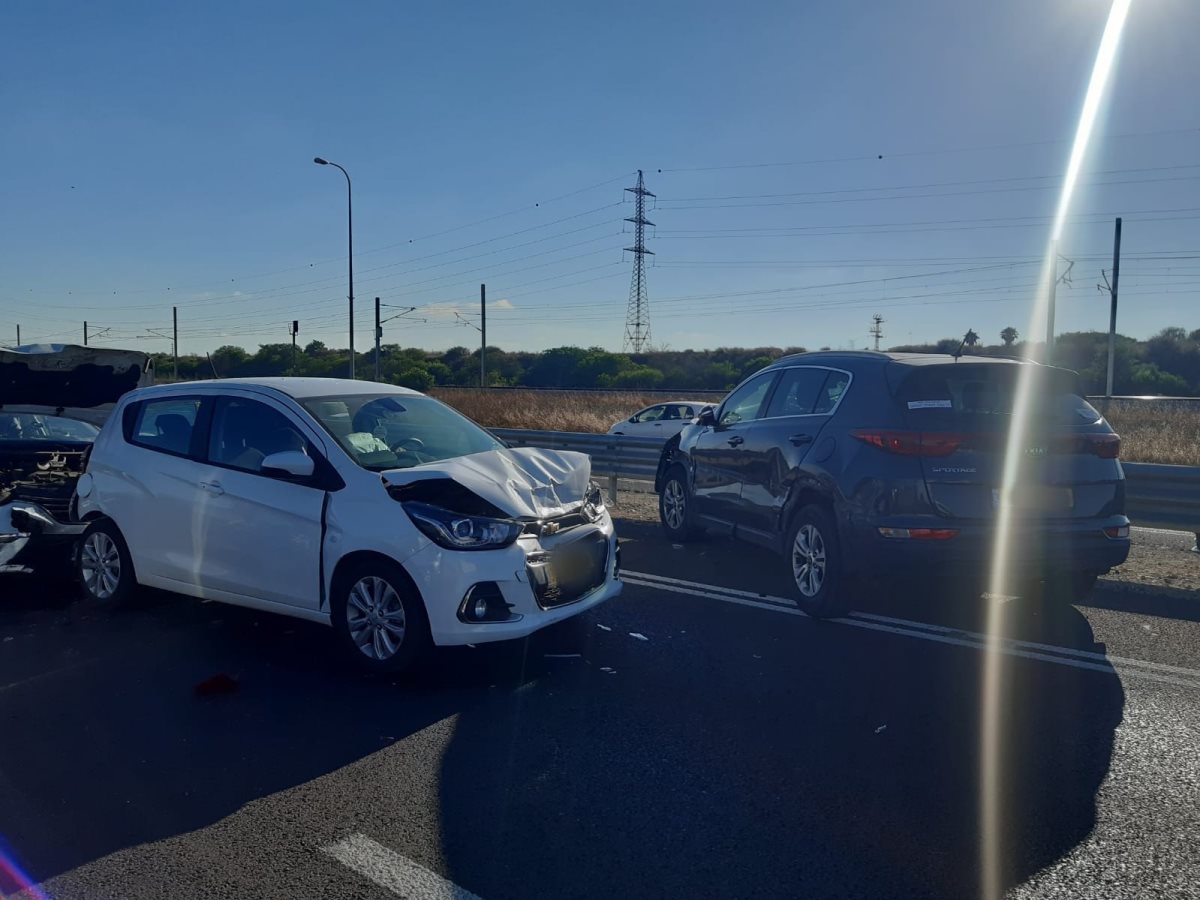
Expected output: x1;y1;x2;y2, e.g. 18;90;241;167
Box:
608;401;711;440
75;378;621;672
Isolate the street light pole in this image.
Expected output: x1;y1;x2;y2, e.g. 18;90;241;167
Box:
314;157;355;379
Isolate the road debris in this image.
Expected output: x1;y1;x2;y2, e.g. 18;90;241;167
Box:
875;725;888;734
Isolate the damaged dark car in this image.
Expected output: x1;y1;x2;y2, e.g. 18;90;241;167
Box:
0;345;151;577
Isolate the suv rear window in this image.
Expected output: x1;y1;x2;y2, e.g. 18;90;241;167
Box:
893;364;1100;428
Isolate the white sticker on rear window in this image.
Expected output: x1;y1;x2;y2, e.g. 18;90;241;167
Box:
907;399;953;409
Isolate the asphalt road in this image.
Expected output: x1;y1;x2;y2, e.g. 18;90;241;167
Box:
1;519;1198;899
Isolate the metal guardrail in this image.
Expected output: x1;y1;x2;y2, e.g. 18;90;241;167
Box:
494;428;1200;538
1121;462;1200;535
492;429;662;500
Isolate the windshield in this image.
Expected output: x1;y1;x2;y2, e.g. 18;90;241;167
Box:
300;393;503;471
0;413;99;442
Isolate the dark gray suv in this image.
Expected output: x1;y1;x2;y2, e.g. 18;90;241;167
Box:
654;351;1131;615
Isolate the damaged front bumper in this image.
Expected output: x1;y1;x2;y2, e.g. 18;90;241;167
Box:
404;513;623;646
0;501;86;575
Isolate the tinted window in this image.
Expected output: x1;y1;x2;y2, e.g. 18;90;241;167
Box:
720;373;776;426
896;365;1094;428
208;397;310;474
130;398;201;456
301;393;503;471
814;371;851;414
634;405;666;423
765;368;830;418
0;413;99;442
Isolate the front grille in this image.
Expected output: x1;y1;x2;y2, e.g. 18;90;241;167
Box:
10;486;73;521
527;532;609;609
522;510;589;537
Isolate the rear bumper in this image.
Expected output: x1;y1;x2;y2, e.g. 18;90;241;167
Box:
0;501;86;575
846;514;1131;578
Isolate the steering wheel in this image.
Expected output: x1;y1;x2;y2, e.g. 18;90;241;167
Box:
389;436;426;454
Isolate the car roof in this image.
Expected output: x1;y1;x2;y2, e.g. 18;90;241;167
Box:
129;377;423;401
769;350;1034;369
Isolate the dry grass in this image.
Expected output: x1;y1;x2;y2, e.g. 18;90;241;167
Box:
1102;400;1200;467
435;389;1200;467
431;388;723;434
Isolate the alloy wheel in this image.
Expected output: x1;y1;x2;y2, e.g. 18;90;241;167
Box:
791;524;826;598
81;532;121;600
345;576;407;660
663;479;686;531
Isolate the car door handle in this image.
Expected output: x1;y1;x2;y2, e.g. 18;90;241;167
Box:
199;481;224;496
789;434;814;447
727;435;744;447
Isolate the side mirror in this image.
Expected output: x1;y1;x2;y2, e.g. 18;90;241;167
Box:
261;450;315;479
628;416;638;423
697;406;717;427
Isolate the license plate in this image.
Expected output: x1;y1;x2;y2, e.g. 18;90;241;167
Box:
992;487;1074;511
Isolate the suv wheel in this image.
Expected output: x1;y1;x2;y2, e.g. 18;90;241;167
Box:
78;519;136;605
331;559;431;673
786;505;846;617
659;465;701;541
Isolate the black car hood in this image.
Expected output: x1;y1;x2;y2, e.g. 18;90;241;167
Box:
0;345;151;408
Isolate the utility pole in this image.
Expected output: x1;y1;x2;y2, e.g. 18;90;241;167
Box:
15;324;20;346
172;306;179;381
290;320;299;374
1105;217;1122;400
480;284;487;388
84;321;88;346
374;297;382;382
1044;241;1075;365
869;314;885;351
623;170;655;352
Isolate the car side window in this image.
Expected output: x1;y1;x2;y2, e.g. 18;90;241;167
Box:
130;398;202;457
765;368;831;418
208;397;311;475
813;371;851;414
719;373;776;427
634;405;666;423
680;405;695;418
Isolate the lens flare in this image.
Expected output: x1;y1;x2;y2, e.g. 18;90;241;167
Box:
980;2;1133;897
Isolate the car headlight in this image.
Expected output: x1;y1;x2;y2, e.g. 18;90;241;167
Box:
402;501;522;551
582;480;606;523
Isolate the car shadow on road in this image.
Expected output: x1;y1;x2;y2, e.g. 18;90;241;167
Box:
436;548;1125;899
1080;583;1200;624
0;578;557;891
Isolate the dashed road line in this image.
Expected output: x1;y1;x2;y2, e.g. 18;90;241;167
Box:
622;570;1200;689
322;833;483;899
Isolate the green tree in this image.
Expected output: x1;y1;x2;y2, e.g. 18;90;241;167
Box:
395;366;435;392
210;345;250;377
1000;326;1019;347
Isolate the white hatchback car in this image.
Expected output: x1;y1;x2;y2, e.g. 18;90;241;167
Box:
607;401;710;440
75;378;622;671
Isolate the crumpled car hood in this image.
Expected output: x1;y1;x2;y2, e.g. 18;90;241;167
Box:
1;344;150;409
380;446;592;519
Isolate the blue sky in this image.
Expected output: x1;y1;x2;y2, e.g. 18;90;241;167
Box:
3;0;1199;357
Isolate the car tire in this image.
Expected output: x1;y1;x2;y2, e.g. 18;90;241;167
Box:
786;504;846;618
659;465;701;541
331;558;431;674
77;518;137;606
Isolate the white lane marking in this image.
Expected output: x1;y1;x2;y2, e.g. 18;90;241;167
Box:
621;573;1200;689
626;570;1200;677
323;833;483;900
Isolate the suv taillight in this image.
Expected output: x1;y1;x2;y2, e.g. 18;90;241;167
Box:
851;430;964;457
1081;433;1120;459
